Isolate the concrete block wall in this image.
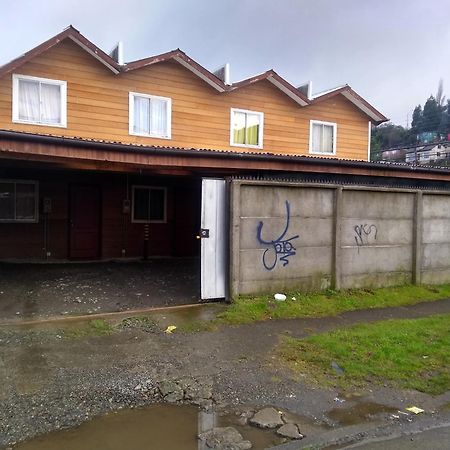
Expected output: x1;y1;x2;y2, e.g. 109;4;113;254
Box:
421;195;450;284
339;190;415;289
230;180;450;297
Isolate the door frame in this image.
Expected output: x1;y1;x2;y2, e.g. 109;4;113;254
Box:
68;183;102;259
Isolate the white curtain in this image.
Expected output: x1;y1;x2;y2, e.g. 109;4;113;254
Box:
133;96;150;134
18;80;40;122
322;125;333;153
41;83;61;124
150;98;167;136
313;124;333;153
312;123;322;152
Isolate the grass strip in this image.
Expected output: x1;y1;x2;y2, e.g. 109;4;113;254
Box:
278;314;450;395
217;284;450;325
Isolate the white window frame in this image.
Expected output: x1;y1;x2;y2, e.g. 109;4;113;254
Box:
309;119;337;155
0;179;39;223
12;74;67;128
131;186;167;223
129;92;172;139
230;108;264;149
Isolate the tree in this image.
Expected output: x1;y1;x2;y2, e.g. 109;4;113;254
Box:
370;122;412;158
421;96;441;132
411;105;423;134
439;99;450;135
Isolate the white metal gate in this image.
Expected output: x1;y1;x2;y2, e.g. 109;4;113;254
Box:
200;178;227;300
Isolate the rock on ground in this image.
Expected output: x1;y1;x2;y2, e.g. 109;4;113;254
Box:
276;423;304;439
198;426;252;449
249;407;284;429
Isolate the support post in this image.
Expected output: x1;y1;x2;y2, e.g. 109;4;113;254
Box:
412;191;423;285
229;181;241;300
332;187;343;290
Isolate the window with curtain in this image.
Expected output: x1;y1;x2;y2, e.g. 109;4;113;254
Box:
231;109;264;148
0;180;38;222
129;93;171;139
132;186;166;223
12;75;67;127
310;120;337;154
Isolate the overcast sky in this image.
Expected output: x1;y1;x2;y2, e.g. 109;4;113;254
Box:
1;0;449;125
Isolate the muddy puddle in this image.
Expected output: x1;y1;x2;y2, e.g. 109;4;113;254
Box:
11;405;285;450
327;399;397;426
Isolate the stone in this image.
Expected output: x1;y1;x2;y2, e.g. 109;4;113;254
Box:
164;389;184;403
158;380;184;402
249;407;284;429
276;423;304;440
158;380;179;396
198;427;252;450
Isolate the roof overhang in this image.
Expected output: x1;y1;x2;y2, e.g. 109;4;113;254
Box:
0;26;387;124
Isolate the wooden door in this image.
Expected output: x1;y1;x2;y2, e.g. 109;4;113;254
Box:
69;185;101;259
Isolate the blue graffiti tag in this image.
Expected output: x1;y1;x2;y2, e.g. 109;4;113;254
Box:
256;201;299;271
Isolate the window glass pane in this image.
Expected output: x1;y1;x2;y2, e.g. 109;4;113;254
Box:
16;183;36;220
0;183;14;220
150;98;168;136
322;125;334;153
18;79;40;122
40;83;61;124
133;96;150;135
312;123;323;152
149;189;165;221
133;188;150;221
246;113;260;146
233;111;246;144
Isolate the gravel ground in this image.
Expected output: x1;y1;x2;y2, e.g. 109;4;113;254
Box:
0;259;200;321
1;299;450;448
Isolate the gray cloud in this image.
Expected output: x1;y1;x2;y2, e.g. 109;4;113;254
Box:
1;0;449;125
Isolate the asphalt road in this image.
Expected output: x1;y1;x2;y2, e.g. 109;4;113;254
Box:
348;425;450;449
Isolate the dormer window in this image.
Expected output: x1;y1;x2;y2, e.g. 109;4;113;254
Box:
12;74;67;127
129;92;172;139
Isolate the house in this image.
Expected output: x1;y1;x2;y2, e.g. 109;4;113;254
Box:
3;26;450;301
380;142;450;166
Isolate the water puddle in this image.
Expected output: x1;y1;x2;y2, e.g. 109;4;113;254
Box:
11;405;285;450
327;400;397;426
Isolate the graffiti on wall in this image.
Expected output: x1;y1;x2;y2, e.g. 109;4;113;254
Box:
256;201;299;270
354;224;377;253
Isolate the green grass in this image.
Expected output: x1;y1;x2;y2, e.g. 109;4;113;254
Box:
64;319;115;338
278;314;450;395
217;284;450;325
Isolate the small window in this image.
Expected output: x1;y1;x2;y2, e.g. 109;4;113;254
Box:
0;180;38;222
230;108;264;148
129;92;171;139
309;120;337;155
132;186;166;223
12;74;67;127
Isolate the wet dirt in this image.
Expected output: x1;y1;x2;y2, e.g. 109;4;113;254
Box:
2;300;450;448
0;259;200;321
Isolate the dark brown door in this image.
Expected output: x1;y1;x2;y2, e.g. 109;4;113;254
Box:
69;185;101;259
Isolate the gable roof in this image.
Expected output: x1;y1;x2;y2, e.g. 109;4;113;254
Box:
0;25;388;123
311;84;386;123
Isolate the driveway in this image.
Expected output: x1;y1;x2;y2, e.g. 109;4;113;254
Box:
0;258;200;321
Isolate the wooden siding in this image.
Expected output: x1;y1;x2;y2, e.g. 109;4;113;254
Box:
0;167;201;260
0;40;370;160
